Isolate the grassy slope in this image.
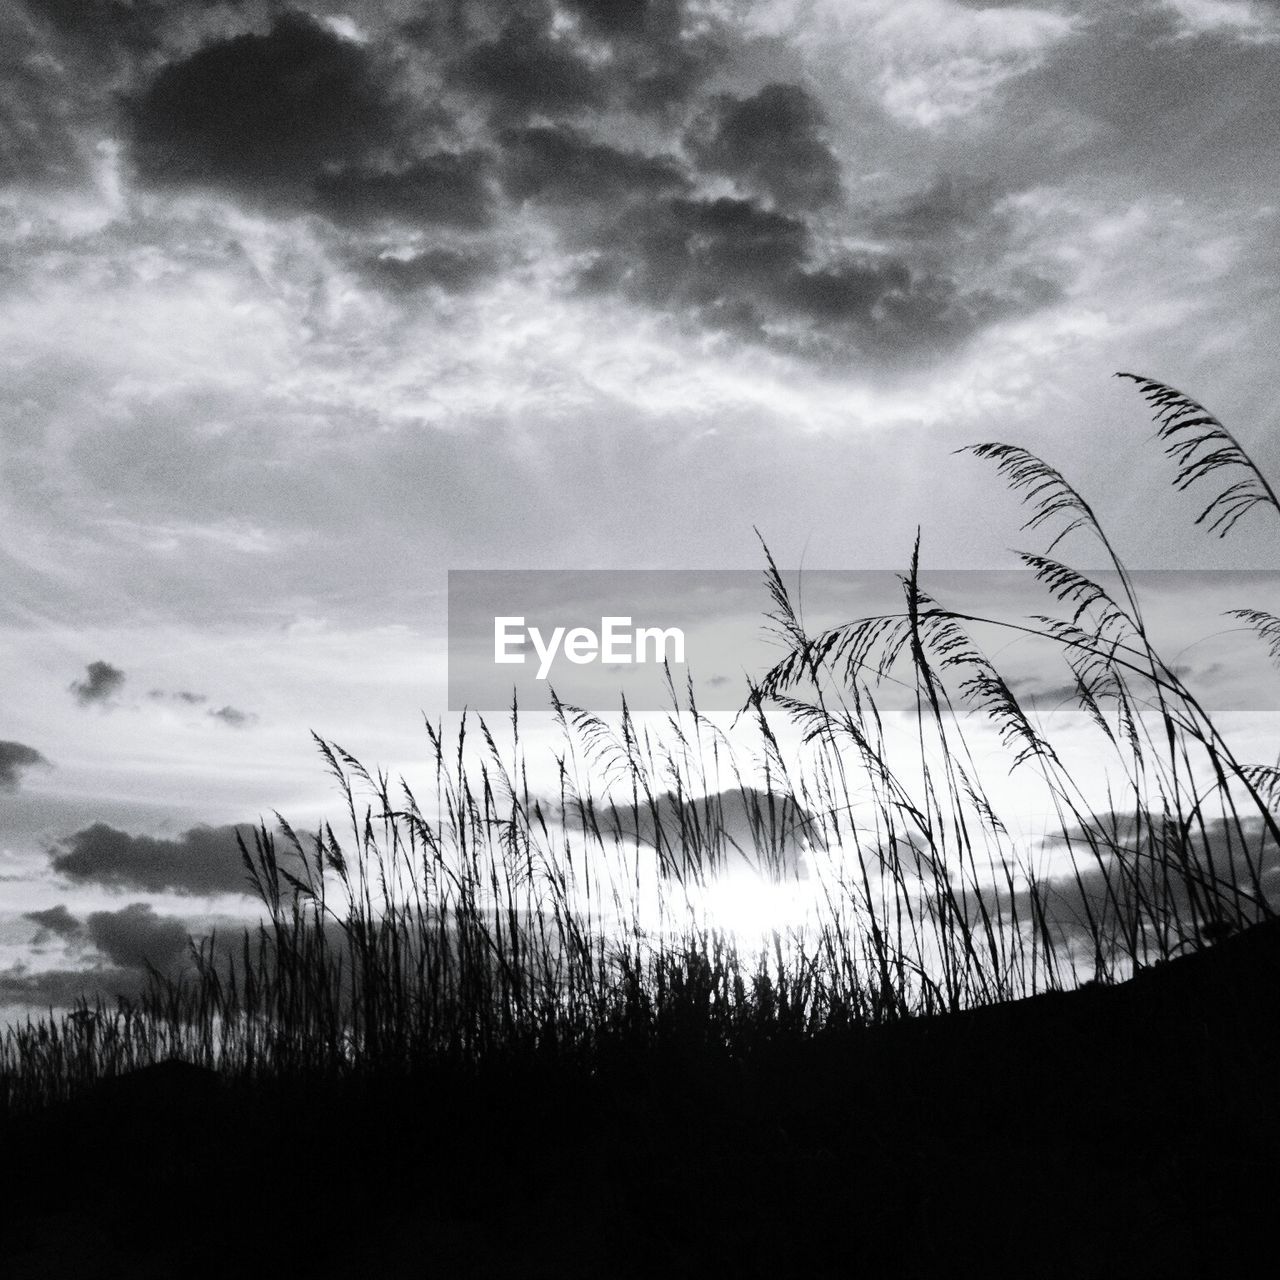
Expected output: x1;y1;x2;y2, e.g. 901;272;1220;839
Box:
3;916;1278;1280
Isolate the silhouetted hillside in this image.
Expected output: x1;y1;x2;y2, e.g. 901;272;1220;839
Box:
4;916;1278;1280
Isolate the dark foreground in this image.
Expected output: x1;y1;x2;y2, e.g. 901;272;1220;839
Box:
4;925;1280;1280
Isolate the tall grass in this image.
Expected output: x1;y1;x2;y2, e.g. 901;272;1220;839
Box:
4;373;1278;1112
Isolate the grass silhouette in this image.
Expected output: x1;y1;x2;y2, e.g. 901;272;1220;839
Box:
2;373;1278;1277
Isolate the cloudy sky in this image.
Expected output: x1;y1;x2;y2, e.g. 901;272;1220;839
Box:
3;0;1280;1011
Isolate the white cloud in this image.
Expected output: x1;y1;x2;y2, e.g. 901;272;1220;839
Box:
92;516;297;556
806;0;1076;127
1161;0;1280;42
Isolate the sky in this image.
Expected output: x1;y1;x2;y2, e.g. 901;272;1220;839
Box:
2;0;1280;1012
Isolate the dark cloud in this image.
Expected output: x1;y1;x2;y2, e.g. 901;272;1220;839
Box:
784;258;914;321
568;0;720;113
21;0;166;55
577;193;1034;358
108;2;1045;362
790;263;1052;354
146;690;258;724
563;0;664;36
208;705;256;728
7;0;1080;373
363;247;495;293
600;787;817;880
126;11;506;231
0;14;93;190
1004;679;1084;710
71;660;125;707
687;83;843;210
50;822;255;896
128;12;408;201
0;963;145;1007
976;813;1280;947
419;0;717;118
498;124;689;206
449;12;606;120
148;689;208;705
589;195;809;301
24;904;82;943
0;741;51;790
86;902;191;971
1000;6;1280;191
871;175;1005;242
314;150;494;229
4;903;197;1007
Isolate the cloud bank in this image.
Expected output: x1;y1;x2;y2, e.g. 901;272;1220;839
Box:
49;822;256;896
